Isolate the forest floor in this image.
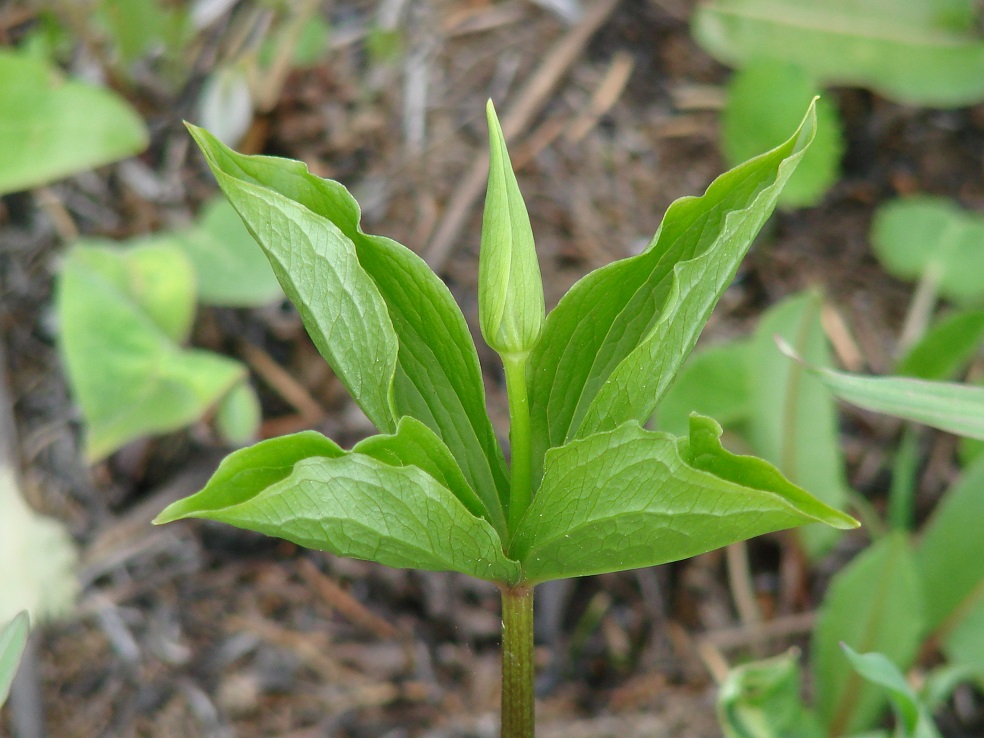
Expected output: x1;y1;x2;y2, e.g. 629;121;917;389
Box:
2;1;984;736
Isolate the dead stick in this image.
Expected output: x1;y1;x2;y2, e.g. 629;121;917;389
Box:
423;0;620;271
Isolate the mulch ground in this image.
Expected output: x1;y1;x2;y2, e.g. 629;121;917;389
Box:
2;1;983;736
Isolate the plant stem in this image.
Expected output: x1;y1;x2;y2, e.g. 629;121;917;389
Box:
503;352;533;534
500;585;535;738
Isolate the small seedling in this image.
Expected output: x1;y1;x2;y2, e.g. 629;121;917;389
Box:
155;100;857;736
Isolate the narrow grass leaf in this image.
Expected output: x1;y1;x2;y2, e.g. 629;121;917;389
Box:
779;343;984;440
915;456;984;656
511;415;856;584
529;102;816;484
749;291;851;558
812;535;923;736
156;449;519;584
187;126;509;532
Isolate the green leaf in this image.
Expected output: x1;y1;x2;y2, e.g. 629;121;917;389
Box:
174;198;284;307
722;61;843;208
510;415;856;584
187;125;509;533
812;535;924;736
693;0;984;107
214;381;261;447
529;101;817;483
155;444;519;584
479;100;544;356
353;416;487;521
748;291;851;558
0;612;30;709
717;650;826;738
941;603;984;673
779;344;984;440
921;662;984;711
896;309;984;380
58;243;246;461
841;645;942;738
0;51;148;194
915;456;984;646
871;196;984;305
655;340;751;437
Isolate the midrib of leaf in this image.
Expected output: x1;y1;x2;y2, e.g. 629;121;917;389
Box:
829;548;903;738
706;4;978;47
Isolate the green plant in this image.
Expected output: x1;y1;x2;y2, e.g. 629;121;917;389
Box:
57;197;279;462
0;49;147;195
692;0;984;206
153;100;857;736
0;612;29;710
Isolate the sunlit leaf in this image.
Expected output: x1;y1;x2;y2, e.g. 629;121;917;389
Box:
529;102;816;484
510;415;856;584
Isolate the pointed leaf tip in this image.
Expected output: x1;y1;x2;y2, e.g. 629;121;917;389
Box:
479;100;544;356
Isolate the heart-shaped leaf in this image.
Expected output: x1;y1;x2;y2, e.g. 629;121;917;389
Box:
0;51;148;194
510;415;856;584
693;0;984;107
187;125;509;534
58;243;247;461
529;101;816;484
155;436;519;584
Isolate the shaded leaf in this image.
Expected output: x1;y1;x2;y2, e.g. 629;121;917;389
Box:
58;243;246;461
510;415;856;584
896;309;984;380
871;197;984;305
812;535;924;736
748;291;850;558
717;650;825;738
655;340;751;437
214;381;261;447
156;448;519;584
529;102;816;484
0;612;29;709
187;125;509;534
175;197;283;307
722;61;843;208
693;0;984;107
0;51;147;194
841;645;942;738
915;456;984;662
